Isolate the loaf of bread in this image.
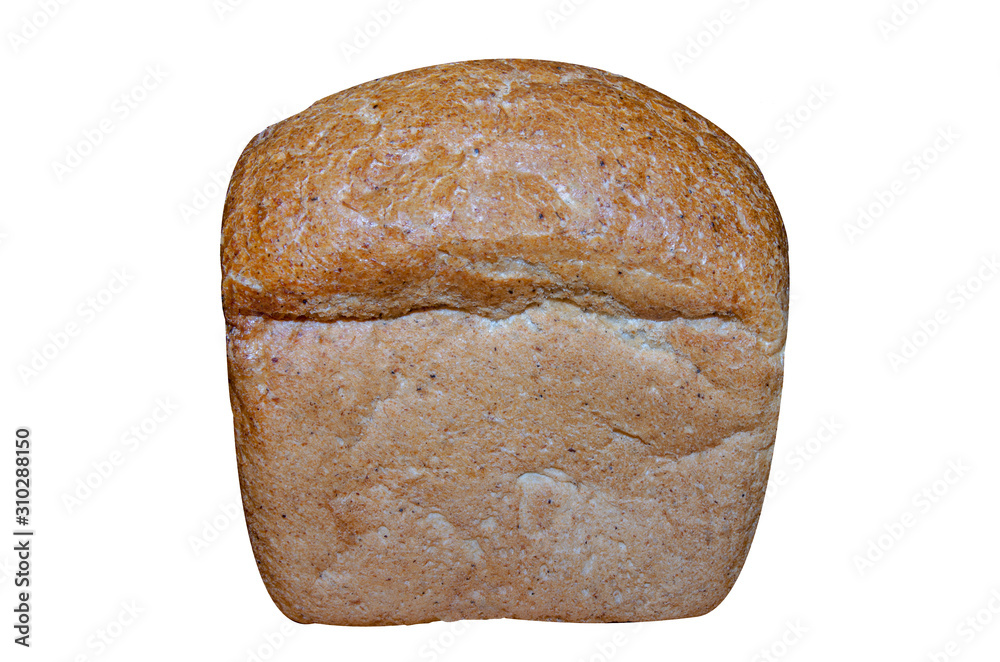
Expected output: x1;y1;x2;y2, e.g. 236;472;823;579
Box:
222;59;788;625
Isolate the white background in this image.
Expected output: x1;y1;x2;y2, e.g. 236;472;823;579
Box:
2;0;999;660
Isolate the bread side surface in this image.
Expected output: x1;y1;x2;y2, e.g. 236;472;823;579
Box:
229;302;781;624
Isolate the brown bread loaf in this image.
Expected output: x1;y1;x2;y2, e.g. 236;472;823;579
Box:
222;58;788;625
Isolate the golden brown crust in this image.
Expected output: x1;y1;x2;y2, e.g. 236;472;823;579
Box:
221;58;788;344
223;59;788;625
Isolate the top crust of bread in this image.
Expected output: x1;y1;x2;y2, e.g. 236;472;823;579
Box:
221;59;788;342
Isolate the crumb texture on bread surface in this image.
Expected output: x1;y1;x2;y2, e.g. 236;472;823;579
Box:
229;302;781;624
223;59;788;624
